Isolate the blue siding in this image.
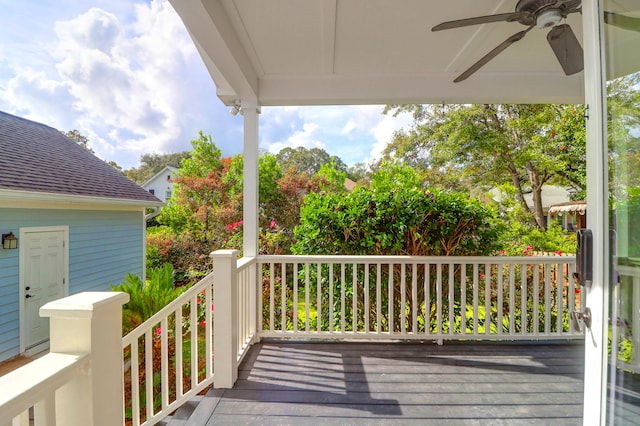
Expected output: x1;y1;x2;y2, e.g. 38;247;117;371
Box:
0;208;145;361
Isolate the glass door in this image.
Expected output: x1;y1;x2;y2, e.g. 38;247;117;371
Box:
602;0;640;423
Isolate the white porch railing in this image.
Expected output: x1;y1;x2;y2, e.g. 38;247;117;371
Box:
0;292;128;426
121;250;258;426
0;253;583;426
256;255;583;340
121;269;214;426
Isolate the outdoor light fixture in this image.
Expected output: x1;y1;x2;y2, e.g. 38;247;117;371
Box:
230;102;243;116
2;232;17;249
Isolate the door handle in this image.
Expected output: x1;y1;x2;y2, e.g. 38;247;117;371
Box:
25;294;33;299
570;307;591;332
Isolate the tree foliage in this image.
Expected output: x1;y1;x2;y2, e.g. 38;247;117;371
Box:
383;104;587;229
63;129;94;153
124;151;191;184
275;147;348;176
292;164;502;256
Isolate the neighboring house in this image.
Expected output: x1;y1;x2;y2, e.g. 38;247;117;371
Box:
491;185;574;227
141;166;178;203
548;200;587;231
0;111;162;362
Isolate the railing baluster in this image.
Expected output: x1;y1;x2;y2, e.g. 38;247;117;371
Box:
364;263;370;334
175;307;183;399
329;263;334;332
317;262;322;334
281;262;286;331
460;263;467;335
497;263;503;335
509;264;515;335
473;263;479;336
569;262;576;332
521;264;527;335
436;264;442;335
556;261;564;333
34;393;56;426
12;410;29;426
533;265;540;335
341;264;346;333
388;263;394;333
145;329;153;420
269;263;275;332
352;263;358;332
545;264;551;335
305;263;310;332
190;296;198;387
401;263;406;334
448;263;454;336
484;264;491;336
293;263;299;332
376;264;382;333
412;263;418;333
161;316;169;410
424;263;430;336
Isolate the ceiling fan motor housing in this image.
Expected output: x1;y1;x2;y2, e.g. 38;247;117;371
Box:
515;0;581;26
537;9;562;28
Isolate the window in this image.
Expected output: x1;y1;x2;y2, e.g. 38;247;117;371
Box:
149;189;155;195
166;189;172;199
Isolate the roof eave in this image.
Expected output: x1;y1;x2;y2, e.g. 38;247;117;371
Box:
0;189;164;209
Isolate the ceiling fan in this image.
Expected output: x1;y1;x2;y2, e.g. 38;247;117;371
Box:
432;0;640;82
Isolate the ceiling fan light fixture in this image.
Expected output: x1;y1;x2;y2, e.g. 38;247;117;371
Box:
537;9;562;29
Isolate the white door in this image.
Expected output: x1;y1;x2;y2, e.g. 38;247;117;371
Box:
20;227;68;353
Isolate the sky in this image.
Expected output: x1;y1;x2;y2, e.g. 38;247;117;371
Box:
0;0;414;170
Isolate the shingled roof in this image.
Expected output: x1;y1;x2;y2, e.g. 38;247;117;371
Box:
0;111;161;205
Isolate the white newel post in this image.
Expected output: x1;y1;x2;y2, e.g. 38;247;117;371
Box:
212;249;239;388
39;292;129;426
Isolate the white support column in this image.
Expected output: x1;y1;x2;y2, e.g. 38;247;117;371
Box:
243;101;260;258
212;249;239;388
39;291;129;426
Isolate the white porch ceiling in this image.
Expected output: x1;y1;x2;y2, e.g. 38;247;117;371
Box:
168;0;637;106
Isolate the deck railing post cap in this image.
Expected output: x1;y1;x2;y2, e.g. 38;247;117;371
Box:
210;249;239;259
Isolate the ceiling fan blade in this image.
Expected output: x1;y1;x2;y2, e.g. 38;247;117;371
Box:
547;24;584;75
432;12;529;31
604;11;640;32
454;26;534;83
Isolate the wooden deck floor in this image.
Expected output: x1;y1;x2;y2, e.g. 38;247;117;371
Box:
192;341;585;425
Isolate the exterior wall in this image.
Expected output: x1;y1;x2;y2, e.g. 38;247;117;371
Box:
0;208;145;361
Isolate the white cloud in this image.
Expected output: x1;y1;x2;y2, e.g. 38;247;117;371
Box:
0;0;233;169
0;1;413;170
266;122;325;154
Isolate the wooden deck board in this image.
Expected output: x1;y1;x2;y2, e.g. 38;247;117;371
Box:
196;341;586;425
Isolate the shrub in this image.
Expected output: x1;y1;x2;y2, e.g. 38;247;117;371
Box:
112;263;185;335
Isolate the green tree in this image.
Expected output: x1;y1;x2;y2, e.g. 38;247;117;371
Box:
63;129;94;153
124;151;190;184
275;147;348;176
383;104;587;229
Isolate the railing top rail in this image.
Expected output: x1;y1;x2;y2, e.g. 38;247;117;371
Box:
0;352;89;420
237;256;257;270
256;254;575;264
122;270;215;346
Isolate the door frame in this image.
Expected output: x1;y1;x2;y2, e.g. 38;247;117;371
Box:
18;225;69;355
582;1;612;423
